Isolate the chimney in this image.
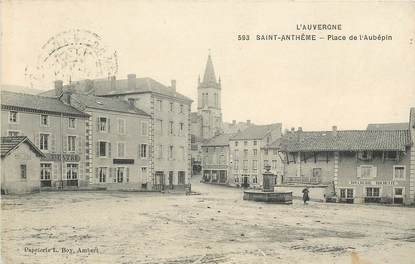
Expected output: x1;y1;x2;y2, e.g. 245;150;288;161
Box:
60;85;72;105
171;80;176;92
247;120;251;125
332;125;338;136
111;76;116;90
291;127;295;132
127;74;136;89
54;80;63;97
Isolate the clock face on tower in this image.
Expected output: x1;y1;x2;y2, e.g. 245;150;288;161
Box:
25;29;118;88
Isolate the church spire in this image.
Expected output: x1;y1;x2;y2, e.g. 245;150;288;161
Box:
202;53;217;84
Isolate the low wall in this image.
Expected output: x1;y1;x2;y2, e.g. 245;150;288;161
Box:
275;185;329;202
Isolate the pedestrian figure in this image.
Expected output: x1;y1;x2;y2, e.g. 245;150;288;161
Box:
302;187;310;204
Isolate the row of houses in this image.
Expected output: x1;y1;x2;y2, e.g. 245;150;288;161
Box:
201;109;415;205
1;74;193;194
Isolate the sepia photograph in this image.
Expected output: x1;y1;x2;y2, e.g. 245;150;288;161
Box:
1;1;414;263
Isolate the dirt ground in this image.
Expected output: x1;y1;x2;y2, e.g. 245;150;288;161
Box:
2;176;415;264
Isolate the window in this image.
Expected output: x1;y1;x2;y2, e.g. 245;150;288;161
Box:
9;111;18;123
219;154;225;165
116;167;125;183
313;168;322;178
358;165;376;179
235;141;238;147
140;144;147;158
169;145;174;160
253;149;257;156
273;149;278;155
340;188;354;199
264;149;269;155
178;171;185;185
234;149;239;159
40;134;49;151
40;115;49;126
118;119;126;135
394;188;403;196
234;175;239;182
8;131;19;136
243;160;248;170
244;141;248;146
252;176;258;184
393;166;405;180
179;146;185;161
169;121;174;135
99;117;108;132
158;145;163;159
179;123;184;136
264;160;269;167
243;149;248;158
156;119;163;135
180;104;184;114
253;141;257;146
386;151;397;160
20;164;27;179
66;164;78;179
234;160;239;170
98;167;107;183
252;160;258;170
40;163;51;180
118;142;125;158
68;118;76;128
141;121;148;136
99;141;107;157
68;136;76;152
141;167;148;182
366;187;380;197
272;160;278;169
169;102;174;112
394;188;404;204
358;151;372;161
156;99;163;112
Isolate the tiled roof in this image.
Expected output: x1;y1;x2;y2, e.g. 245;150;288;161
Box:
40;77;193;103
72;94;150;116
1;136;44;157
1;91;88;117
367;123;409;130
202;133;234;147
280;130;411;152
231;123;282;140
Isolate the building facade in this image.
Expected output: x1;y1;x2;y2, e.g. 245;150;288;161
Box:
201;133;233;185
229;124;282;188
1;136;45;194
1;91;89;189
279;123;415;205
40;74;193;191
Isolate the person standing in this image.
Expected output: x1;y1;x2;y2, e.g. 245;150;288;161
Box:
302;187;310;204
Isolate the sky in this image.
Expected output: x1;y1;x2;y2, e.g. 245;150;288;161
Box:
1;1;414;131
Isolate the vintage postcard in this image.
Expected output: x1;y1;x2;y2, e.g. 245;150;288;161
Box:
1;1;414;263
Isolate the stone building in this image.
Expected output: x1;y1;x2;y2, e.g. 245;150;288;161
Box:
279;118;415;205
229;124;282;188
1;136;45;194
40;74;193;191
201;133;234;185
223;120;254;134
1;91;89;189
53;82;153;191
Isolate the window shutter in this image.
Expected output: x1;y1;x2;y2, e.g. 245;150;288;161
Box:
77;137;82;154
95;168;99;180
51;134;56;152
52;163;58;180
107;118;111;132
97;117;100;132
126;167;130;182
138;144;141;158
108;143;112;157
96;142;100;157
357;166;361;178
79;162;83;181
34;134;40;148
111;168;116;182
63;136;68;153
63;163;67;180
372;166;377;178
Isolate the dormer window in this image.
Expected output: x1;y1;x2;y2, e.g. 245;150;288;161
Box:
9;111;18;123
40;115;49;127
